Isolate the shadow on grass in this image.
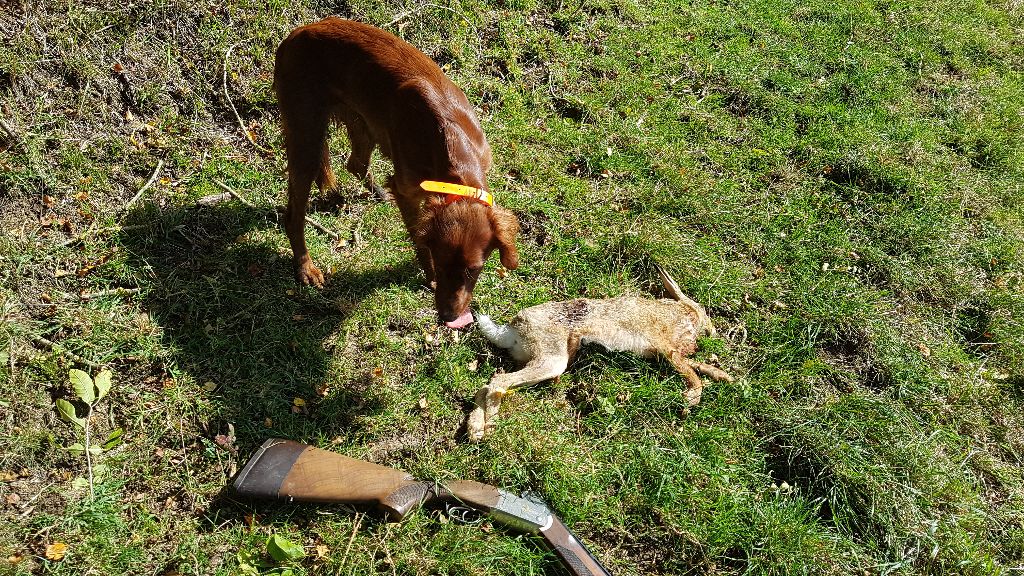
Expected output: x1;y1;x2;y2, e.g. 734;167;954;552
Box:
118;200;421;450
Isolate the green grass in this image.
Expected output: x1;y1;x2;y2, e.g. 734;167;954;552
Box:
1;0;1023;574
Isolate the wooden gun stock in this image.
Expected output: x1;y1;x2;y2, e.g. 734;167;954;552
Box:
234;439;612;576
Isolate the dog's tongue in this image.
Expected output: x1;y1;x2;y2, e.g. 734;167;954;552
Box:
444;310;474;329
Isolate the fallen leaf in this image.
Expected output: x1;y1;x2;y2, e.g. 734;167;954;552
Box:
112;62;123;73
247;263;264;277
917;343;931;357
6;493;21;505
467;360;478;372
418;397;428;410
203;381;217;392
292;397;306;407
315;544;329;559
7;553;24;564
371;367;384;378
264;417;273;428
44;542;67;561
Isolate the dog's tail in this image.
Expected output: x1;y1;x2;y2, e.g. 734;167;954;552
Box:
654;262;717;337
475;314;520;350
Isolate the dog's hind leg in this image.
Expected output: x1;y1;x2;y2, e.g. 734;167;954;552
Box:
315;139;336;196
337;108;386;199
467;348;570;442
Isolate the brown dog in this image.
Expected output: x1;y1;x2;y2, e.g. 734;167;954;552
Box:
274;18;520;327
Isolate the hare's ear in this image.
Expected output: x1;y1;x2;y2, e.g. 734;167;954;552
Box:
490;206;520;269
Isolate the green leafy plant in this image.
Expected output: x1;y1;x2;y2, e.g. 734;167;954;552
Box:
236;534;305;575
55;368;119;499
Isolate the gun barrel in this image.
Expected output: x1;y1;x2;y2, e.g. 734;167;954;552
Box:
541;514;613;576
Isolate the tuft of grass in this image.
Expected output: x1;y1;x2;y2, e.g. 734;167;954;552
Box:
1;0;1023;574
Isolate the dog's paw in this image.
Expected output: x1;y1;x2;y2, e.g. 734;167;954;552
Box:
295;257;325;288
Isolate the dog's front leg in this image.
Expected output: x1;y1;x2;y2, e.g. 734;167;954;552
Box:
394;194;435;286
285;164;325;288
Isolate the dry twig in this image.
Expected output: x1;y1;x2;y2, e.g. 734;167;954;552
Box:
61;159;164;247
385;3;476;32
212;179;339;240
60;223;150;248
223;43;274;155
1;116;56;191
124;159;165;209
341;512;364;569
31;334;100;369
0;118;23;150
79;287;141;300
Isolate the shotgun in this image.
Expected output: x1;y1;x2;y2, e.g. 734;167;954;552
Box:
234;438;611;576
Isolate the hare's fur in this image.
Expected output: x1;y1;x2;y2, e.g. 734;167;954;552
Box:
467;264;733;441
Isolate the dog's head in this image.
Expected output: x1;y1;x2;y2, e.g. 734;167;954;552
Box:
415;197;519;327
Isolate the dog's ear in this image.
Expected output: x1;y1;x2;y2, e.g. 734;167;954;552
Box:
414;196;446;245
490;206;520;270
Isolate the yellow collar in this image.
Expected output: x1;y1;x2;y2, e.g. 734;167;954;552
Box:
420;180;493;206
